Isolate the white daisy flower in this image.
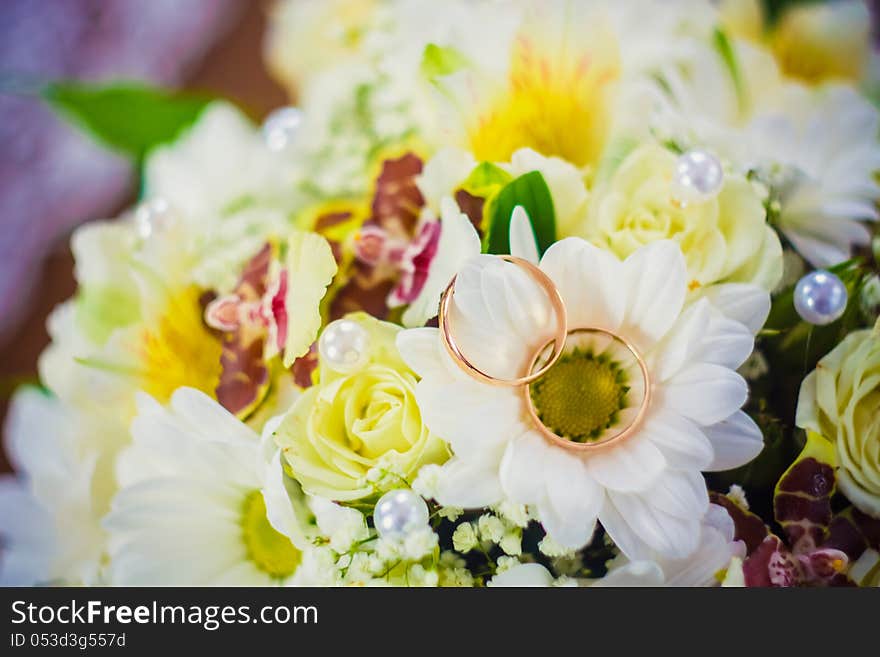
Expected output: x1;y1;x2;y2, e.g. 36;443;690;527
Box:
104;388;316;586
657;38;880;267
0;389;111;585
397;239;768;557
743;86;880;267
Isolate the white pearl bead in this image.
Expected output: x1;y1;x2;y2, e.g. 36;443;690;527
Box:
262;106;303;152
134;198;172;239
794;270;848;326
318;319;369;372
373;489;429;539
672;149;724;203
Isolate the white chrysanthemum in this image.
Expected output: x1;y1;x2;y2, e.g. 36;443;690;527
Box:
656;37;880;267
397;239;768;556
743;86;880;267
0;389;113;585
104;389;315;585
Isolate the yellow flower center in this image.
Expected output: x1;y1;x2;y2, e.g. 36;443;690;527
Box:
241;490;302;579
529;348;628;443
468;30;619;168
138;287;222;402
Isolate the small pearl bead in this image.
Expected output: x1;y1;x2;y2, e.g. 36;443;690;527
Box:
672;149;724;204
794;270;848;326
262;106;303;152
318;319;369;372
373;489;429;539
134;198;172;239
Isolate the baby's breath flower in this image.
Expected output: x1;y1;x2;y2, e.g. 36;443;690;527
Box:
376;537;401;563
452;523;478;553
539;535;576;559
495;556;521;574
551;553;585;577
437;506;464;522
493;501;531;528
403;527;439;561
412;464;442;499
407;564;439;587
477;514;505;543
499;530;522;557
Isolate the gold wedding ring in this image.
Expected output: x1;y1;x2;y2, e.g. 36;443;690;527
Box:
437;255;652;452
438;256;567;386
523;328;652;451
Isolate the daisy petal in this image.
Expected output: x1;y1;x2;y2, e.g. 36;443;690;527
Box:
434;457;504;508
703;410;764;471
540;238;626;331
585;433;666;493
620;241;687;349
602;491;702;559
661;363;748;426
593;561;665;587
509;206;540;264
700;283;770;334
499;431;550;505
539;448;602;548
451;255;553;379
642;408;713;471
642;470;709;520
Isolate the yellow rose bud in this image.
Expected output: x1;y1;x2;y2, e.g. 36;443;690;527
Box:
796;320;880;518
275;313;448;501
580;144;782;292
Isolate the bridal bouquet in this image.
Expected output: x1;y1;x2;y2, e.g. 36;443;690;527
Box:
3;0;880;588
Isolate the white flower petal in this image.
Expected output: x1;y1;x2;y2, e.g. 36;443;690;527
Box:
700;283;771;334
601;491;702;559
539;448;602;548
435;456;504;508
585;433;666;493
450;254;553;379
488;563;554;587
642;408;714;471
540;238;625;332
499;432;550;505
641;469;709;520
509;206;541;264
620;241;687;349
703;410;765;471
661;363;748;426
593;561;665;587
402;196;481;327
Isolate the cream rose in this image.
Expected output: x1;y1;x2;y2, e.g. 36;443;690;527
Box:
274;312;448;500
797;320;880;518
580;143;782;291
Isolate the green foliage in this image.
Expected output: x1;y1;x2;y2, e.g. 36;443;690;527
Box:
484;171;557;256
43;81;211;159
420;44;469;82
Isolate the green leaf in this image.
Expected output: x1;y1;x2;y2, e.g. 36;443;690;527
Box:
420;43;469;82
712;27;745;114
43;81;212;159
484;171;556;256
460;162;512;199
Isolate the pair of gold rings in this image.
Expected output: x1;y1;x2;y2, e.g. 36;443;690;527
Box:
438;255;652;452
